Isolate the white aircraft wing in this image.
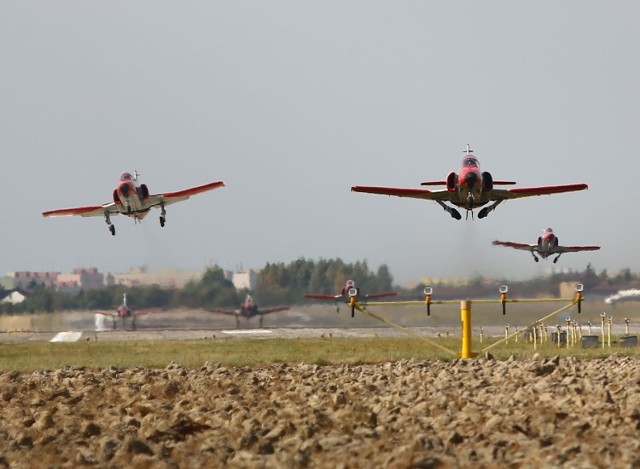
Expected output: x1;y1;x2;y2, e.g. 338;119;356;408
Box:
43;202;119;218
146;180;225;208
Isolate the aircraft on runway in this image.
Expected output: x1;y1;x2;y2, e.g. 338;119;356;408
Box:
42;171;225;235
304;280;398;317
208;295;290;328
95;293;150;331
351;145;588;220
492;227;600;263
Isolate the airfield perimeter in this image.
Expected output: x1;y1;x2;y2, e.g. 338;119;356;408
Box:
1;304;639;467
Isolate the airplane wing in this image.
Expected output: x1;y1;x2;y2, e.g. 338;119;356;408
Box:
259;306;290;315
364;291;399;299
492;240;536;251
207;308;240;317
42;203;119;218
147;180;225;208
351;186;450;201
491;183;588;200
304;293;343;300
555;245;601;254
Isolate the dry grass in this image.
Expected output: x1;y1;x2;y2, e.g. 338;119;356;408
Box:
0;335;637;371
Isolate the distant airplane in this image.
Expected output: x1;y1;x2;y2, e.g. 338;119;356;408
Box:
351;145;588;220
208;295;290;328
42;171;225;235
94;293;150;330
304;280;398;317
492;227;600;263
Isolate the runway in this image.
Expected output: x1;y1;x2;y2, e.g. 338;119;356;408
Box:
0;325;478;343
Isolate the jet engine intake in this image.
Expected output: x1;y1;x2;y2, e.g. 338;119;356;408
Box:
482;171;493;191
446;172;457;192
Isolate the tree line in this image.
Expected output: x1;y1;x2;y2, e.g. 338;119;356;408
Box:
2;260;636;314
1;259;394;314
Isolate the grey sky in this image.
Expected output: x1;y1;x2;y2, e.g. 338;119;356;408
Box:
1;2;637;286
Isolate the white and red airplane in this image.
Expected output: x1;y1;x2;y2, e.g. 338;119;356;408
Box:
351;145;588;220
42;171;225;235
304;280;398;317
208;295;290;328
493;227;600;263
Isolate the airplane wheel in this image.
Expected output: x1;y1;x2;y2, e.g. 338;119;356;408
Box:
110;225;116;236
159;217;165;227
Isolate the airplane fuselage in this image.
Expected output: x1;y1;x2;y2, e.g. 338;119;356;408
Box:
536;228;558;258
451;156;492;209
114;173;151;220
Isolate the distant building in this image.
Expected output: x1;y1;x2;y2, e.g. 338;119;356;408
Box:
0;289;27;305
232;269;259;290
57;267;105;293
1;271;58;290
110;266;204;289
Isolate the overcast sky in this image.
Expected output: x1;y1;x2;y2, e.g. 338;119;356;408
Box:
1;2;637;286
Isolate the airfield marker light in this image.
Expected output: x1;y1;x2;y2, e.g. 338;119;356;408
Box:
515;326;519;343
556;324;562;347
587;321;592;336
505;324;509;344
499;285;508;315
348;288;358;318
600;312;606;349
532;324;538;350
479;326;484;343
575;284;584;313
625;317;630;335
566;317;572;348
607;316;613;348
424;287;433;316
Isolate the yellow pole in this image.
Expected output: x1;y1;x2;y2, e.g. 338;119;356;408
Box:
459;300;476;358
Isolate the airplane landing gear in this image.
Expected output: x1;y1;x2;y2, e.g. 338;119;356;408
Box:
553;255;561;264
104;212;116;236
531;251;539;262
478;200;504;219
159;203;166;227
435;200;462;220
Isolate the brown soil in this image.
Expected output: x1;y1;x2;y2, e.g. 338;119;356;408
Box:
0;355;638;468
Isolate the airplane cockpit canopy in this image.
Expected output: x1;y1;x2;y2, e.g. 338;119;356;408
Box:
462;157;479;167
120;172;133;181
346;280;355;287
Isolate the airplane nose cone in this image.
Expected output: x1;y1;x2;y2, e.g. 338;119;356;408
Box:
465;172;478;188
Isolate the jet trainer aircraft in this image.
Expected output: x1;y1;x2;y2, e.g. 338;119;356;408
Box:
94;293;155;331
351;145;588;220
493;227;600;263
42;171;225;235
208;295;290;328
304;280;398;317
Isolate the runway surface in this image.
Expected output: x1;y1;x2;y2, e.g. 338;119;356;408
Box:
0;326;477;343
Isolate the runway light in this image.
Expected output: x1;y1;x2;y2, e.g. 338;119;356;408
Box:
575;284;584;313
499;285;508;315
424;286;432;316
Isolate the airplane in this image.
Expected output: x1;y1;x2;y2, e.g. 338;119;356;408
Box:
351;145;588;220
94;293;148;330
492;227;600;263
42;171;225;235
304;279;398;317
207;295;290;328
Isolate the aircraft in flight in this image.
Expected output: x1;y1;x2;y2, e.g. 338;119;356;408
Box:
351;145;588;220
304;280;398;317
208;295;290;328
42;171;225;235
492;227;600;263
